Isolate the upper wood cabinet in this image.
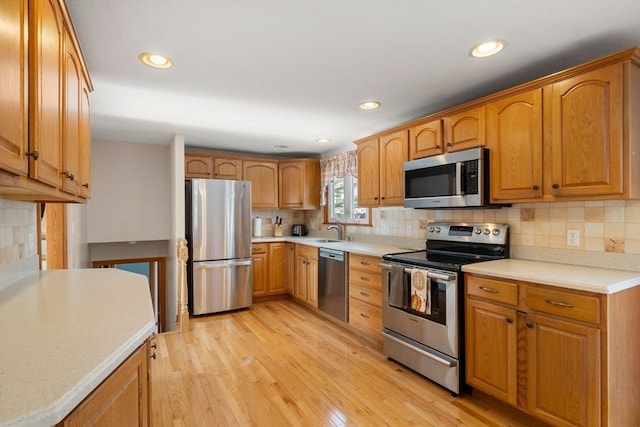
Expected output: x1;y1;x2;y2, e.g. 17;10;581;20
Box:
278;159;320;209
0;0;93;202
487;89;543;202
549;64;624;198
185;154;214;178
443;105;486;153
243;160;278;209
0;0;29;176
409;119;443;159
356;130;408;207
213;158;242;180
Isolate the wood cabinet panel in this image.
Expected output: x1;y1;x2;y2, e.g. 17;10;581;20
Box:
61;24;82;196
252;243;268;297
278;159;320;209
550;64;623;198
213;158;242;180
444;105;486;152
467;275;518;306
294;244;318;306
243;160;278;209
349;298;382;340
527;285;600;324
78;81;91;197
355;137;380;206
409;119;443;159
268;242;286;294
284;242;295;294
348;253;382;341
488;89;543;201
349;283;382;308
0;0;29;176
185;154;214;178
379;130;408;206
58;341;149;427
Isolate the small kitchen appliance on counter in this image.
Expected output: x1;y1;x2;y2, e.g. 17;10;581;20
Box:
292;224;307;236
380;222;509;395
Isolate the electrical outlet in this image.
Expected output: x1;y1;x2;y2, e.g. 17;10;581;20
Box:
567;229;580;247
406;225;413;236
381;224;389;235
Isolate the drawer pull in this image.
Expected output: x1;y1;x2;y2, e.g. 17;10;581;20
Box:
479;286;499;293
360;276;370;281
360;261;370;266
545;298;574;308
360;313;370;319
360;291;370;297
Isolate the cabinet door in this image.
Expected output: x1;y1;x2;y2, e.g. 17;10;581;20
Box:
185;154;214;178
379;129;408;206
550;64;623;198
487;89;543;201
306;256;318;308
294;254;308;301
444;105;486;152
268;243;286;294
29;0;64;189
284;243;295;294
243;160;278;209
465;298;517;405
213;158;242;180
526;313;601;427
0;0;28;176
61;25;82;196
252;245;268;297
356;137;380;206
79;81;91;197
409;119;443;159
278;161;304;208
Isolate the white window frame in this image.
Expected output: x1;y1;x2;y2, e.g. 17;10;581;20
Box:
327;174;369;225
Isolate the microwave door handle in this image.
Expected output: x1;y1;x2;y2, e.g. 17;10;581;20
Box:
455;162;464;195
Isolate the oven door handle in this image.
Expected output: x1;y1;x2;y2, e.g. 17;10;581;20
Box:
382;331;457;368
403;268;455;282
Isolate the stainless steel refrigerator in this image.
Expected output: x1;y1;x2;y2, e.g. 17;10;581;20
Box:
185;179;252;315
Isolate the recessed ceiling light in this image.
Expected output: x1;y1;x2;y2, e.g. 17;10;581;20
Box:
359;101;381;110
316;138;331;143
470;40;504;58
274;144;288;149
139;52;173;68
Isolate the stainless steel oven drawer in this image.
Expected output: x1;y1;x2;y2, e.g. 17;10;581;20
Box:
382;329;460;394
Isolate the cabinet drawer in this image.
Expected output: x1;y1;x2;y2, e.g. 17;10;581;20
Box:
350;269;381;290
467;275;518;306
527;285;600;324
296;244;318;260
349;283;382;307
349;298;382;340
252;243;268;254
349;254;380;274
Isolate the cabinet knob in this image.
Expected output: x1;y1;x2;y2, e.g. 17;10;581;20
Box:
381;196;385;200
532;185;539;191
26;150;40;160
526;321;534;328
151;342;157;349
374;197;378;200
552;183;559;189
150;352;157;359
435;145;440;149
83;183;89;188
62;171;75;180
446;142;452;147
506;317;513;324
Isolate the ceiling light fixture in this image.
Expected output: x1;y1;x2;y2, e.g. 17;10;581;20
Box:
316;138;331;143
470;40;504;58
139;52;173;68
359;101;381;110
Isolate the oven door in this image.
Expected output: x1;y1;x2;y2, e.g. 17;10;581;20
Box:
381;262;459;358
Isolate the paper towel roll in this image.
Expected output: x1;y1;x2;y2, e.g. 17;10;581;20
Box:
253;217;263;237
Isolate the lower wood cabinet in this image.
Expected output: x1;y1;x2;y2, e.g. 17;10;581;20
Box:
252;242;287;298
284;243;295;294
294;244;318;307
57;340;150;426
465;273;639;427
348;253;382;341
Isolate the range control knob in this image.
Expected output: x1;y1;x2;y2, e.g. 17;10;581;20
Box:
492;228;500;236
428;226;434;232
483;228;491;235
434;226;441;233
474;228;482;235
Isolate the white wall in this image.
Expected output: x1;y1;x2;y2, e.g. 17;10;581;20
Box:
87;140;171;243
66;204;90;268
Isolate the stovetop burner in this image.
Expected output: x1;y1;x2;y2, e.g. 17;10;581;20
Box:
383;222;510;270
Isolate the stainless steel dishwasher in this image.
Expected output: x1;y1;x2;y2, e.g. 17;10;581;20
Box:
318;247;348;322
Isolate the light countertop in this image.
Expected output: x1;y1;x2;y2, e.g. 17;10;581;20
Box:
252;236;421;258
0;269;156;427
462;259;640;294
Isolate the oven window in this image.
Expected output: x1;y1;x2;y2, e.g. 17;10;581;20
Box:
405;163;457;198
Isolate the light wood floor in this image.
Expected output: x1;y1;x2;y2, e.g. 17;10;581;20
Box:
151;299;548;427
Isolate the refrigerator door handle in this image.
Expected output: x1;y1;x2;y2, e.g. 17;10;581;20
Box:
194;259;253;269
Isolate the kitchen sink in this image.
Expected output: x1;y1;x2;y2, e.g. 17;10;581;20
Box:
306;239;340;243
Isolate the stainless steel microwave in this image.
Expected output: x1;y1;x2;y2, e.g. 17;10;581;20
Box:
404;147;493;208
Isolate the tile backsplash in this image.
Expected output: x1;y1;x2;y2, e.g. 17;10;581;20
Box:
306;200;640;271
0;200;37;268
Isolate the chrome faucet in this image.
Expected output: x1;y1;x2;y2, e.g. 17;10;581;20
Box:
326;224;344;240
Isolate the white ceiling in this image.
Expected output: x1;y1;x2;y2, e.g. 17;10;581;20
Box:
66;0;640;157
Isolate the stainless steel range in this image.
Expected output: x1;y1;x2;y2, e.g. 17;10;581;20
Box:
380;222;509;395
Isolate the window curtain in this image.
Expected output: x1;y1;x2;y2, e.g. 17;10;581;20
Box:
319;150;357;206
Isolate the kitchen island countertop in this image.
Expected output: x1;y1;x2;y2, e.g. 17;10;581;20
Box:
462;258;640;294
252;236;422;258
0;269;156;427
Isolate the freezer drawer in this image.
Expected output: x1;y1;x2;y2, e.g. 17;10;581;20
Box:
191;259;253;315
